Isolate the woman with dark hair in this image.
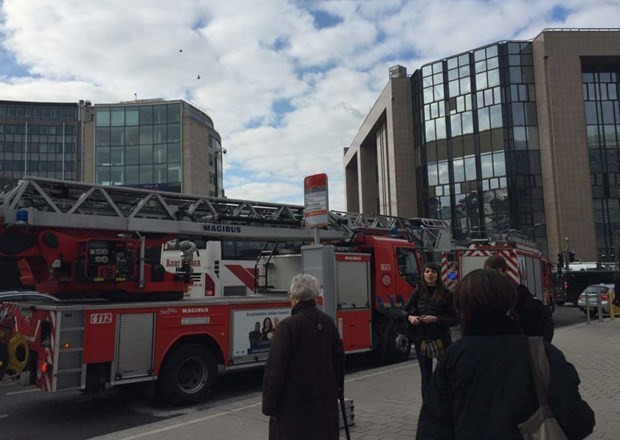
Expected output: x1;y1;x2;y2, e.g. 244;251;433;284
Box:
417;269;595;439
262;317;274;342
401;262;458;397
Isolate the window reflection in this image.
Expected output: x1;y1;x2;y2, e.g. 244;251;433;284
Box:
427;164;438;186
438;161;449;184
94;103;192;191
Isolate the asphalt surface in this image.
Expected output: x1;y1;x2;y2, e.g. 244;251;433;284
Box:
86;315;620;440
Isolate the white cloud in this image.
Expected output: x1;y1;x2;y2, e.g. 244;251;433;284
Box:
1;0;618;211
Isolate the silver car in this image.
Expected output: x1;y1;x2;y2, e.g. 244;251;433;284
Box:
0;291;60;303
577;284;615;316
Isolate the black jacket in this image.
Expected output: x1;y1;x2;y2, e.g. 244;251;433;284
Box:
402;288;458;343
515;284;554;342
416;315;595;440
262;300;345;440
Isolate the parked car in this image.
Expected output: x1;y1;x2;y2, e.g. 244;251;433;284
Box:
577;284;614;317
0;291;60;304
556;270;619;306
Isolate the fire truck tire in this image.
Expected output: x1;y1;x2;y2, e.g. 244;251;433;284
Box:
157;343;217;405
384;321;411;364
7;333;29;374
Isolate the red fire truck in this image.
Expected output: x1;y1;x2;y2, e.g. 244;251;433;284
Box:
441;237;554;304
0;177;427;404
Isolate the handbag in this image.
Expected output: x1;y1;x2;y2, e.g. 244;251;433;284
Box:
419;338;444;358
517;337;567;440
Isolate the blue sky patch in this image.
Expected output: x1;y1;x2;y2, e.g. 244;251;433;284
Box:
272;98;294;114
191;15;210;31
549;5;569;21
272;36;288;51
0;45;30;78
311;10;342;29
245;116;264;129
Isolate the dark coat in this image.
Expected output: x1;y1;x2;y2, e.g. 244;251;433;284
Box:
515;284;554;342
262;300;345;440
401;288;458;345
416;315;595;440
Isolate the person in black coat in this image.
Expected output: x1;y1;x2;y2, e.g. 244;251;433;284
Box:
248;321;262;349
401;262;458;397
262;273;345;440
614;273;620;307
416;269;595;439
485;255;554;341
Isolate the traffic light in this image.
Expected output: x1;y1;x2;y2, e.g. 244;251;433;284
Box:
557;252;564;266
569;251;575;263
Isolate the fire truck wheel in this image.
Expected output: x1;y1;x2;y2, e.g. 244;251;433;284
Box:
7;333;29;374
157;343;217;405
384;321;412;364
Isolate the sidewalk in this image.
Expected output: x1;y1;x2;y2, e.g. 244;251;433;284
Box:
92;320;620;440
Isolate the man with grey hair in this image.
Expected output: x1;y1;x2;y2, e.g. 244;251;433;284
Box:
262;273;345;440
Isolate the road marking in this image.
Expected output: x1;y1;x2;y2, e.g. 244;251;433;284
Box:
5;388;41;396
105;362;414;440
555;322;587;332
111;402;261;440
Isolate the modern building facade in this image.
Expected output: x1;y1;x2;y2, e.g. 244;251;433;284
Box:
0;98;224;198
0;100;82;185
344;29;620;261
85;99;224;196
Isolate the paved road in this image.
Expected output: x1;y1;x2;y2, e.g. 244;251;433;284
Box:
86;317;620;440
0;305;602;439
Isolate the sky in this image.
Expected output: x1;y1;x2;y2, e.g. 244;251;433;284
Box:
1;0;619;210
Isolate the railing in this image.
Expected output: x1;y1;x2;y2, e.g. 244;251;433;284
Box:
542;28;620;32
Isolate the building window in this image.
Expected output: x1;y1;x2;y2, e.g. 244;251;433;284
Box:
583;65;620;258
94;103;185;191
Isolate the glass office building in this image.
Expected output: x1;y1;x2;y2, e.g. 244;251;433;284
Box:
94;101;182;192
0;100;80;184
91;99;223;195
414;41;545;247
345;29;620;261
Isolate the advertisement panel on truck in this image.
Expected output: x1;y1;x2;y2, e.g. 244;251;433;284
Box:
231;308;291;364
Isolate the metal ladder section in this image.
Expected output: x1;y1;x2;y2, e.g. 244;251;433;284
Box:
408;217;452;252
54;309;85;391
254;241;280;291
0;177;446;243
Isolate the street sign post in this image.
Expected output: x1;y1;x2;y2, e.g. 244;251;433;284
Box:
304;173;329;244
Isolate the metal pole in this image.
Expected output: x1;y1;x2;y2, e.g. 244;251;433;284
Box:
564;237;570;271
597;292;603;322
339;394;351;440
24;121;28;176
62;122;66;180
80;102;85;181
613;229;619;270
137;233;145;288
585;293;591;325
214;150;218;197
